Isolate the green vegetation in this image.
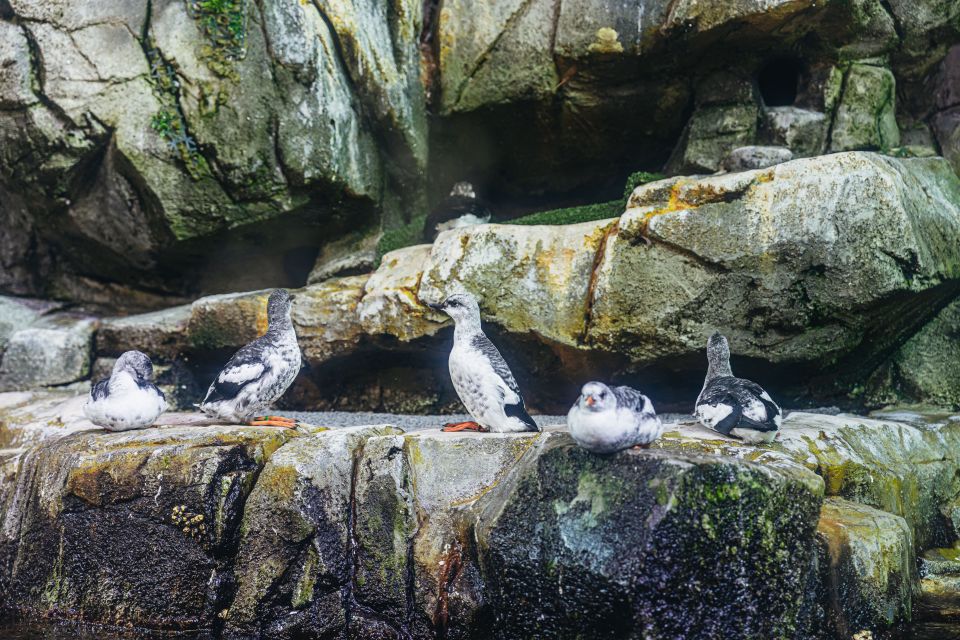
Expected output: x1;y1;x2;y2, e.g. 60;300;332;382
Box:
188;0;247;80
623;170;665;199
376;214;427;262
505;200;623;226
146;44;210;180
374;169;663;261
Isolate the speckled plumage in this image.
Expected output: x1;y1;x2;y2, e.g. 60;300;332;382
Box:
695;333;781;443
199;290;301;423
84;351;166;431
568;382;663;453
431;292;538;432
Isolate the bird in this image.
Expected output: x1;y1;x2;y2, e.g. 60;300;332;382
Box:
423;181;492;242
427;292;539;433
567;382;663;453
695;332;782;444
198;289;302;428
83;350;167;431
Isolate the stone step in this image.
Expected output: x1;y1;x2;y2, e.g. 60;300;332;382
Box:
912;546;960;624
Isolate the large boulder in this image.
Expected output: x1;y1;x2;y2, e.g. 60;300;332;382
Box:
155;152;960;411
477;437;823;638
0;314;96;391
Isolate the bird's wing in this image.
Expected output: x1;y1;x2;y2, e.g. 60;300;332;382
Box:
731;378;781;428
90;378;110;401
470;333;521;399
202;342;268;405
612;386;655;416
699;377;779;433
470;333;539;431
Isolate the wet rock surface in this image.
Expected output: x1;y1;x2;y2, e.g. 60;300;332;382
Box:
1;394;960;637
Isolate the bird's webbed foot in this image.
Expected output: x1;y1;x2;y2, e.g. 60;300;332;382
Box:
249;415;298;428
441;421;488;432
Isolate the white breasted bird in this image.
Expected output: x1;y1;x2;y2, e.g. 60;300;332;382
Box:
695;332;782;444
428;292;539;433
198;289;302;428
423;182;492;242
567;382;663;453
84;350;167;431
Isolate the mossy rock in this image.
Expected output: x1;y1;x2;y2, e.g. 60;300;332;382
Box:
476;438;824;638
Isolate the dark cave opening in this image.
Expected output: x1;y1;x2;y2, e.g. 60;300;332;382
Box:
757;58;802;107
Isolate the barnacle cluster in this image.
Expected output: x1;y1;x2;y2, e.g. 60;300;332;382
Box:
171;504;208;540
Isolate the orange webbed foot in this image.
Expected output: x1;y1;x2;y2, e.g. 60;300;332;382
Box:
250;415;297;428
441;421;488;432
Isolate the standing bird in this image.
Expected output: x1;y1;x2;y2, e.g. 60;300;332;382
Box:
198;289;302;428
84;350;167;431
428;292;539;433
695;332;781;444
423;182;492;242
567;382;663;453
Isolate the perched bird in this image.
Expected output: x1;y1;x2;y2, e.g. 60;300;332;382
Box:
567;382;663;453
695;332;782;444
198;289;302;428
428;292;539;433
84;350;167;431
423;181;492;242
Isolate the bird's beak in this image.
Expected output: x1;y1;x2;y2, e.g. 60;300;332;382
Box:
585;395;595;407
426;302;444;311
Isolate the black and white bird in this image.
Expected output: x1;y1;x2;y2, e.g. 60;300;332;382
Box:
198;289;302;428
423;182;492;242
84;350;167;431
567;382;663;453
428;292;539;433
695;332;782;444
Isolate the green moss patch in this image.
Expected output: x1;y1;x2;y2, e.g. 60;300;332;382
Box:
623;171;665;199
505;199;623;226
376;214;426;263
146;44;210;180
188;0;247;80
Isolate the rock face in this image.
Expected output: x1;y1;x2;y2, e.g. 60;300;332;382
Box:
3;394;960;637
0;299;96;392
0;0;426;302
2;0;959;302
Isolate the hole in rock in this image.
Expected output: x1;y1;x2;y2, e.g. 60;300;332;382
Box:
758;58;802;107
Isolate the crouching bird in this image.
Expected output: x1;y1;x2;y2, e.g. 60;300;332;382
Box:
423;182;492;242
84;350;167;431
568;382;663;453
695;332;781;444
198;289;301;428
428;292;539;433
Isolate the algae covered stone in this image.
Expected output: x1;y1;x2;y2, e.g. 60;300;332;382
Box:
476;438;824;638
227;425;400;637
830;64;900;151
0;424;293;631
817;497;915;636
